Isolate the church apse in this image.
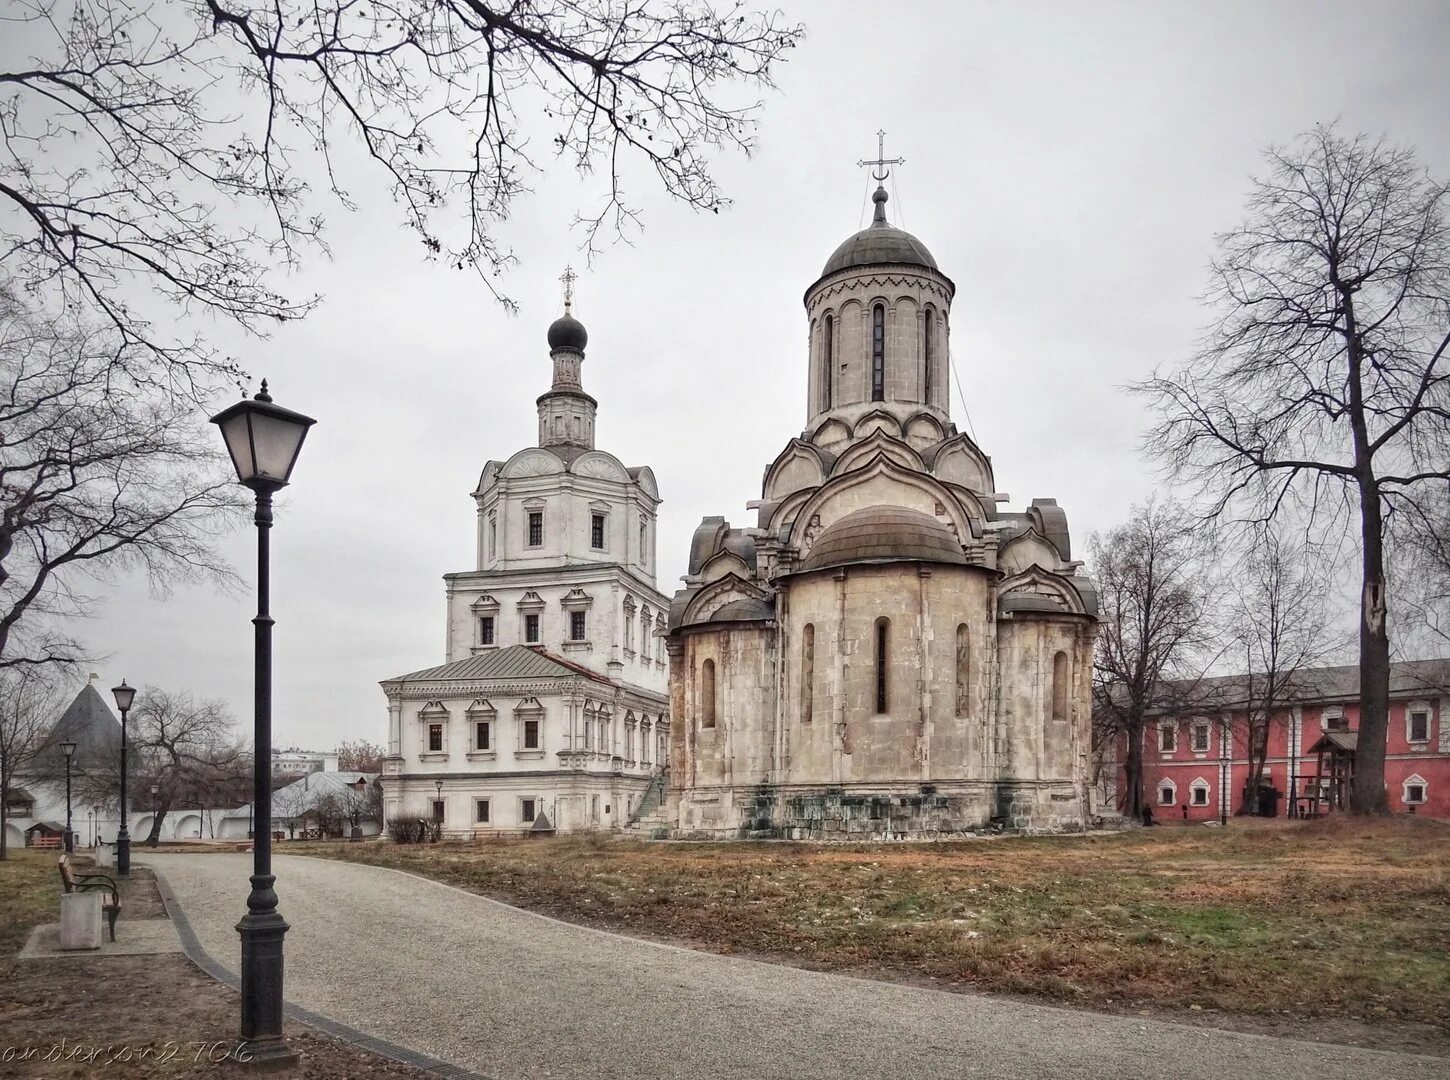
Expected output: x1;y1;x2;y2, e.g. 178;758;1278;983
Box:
666;139;1100;838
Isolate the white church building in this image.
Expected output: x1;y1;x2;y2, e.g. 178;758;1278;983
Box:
380;284;670;834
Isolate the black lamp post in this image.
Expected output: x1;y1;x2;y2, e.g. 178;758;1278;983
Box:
211;379;315;1068
111;680;135;875
60;741;77;853
150;784;160;848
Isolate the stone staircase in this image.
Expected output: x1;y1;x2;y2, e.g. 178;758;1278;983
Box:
625;769;669;834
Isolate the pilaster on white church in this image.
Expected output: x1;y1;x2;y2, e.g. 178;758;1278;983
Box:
380;282;670;835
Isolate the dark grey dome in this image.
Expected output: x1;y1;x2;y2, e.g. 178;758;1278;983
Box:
547;312;588;351
821;187;938;277
798;506;965;573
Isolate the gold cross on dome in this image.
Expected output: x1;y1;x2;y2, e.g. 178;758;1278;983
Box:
857;129;905;183
560;265;577;313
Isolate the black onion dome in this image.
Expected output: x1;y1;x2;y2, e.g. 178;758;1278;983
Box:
547;312;588;351
821;186;938;276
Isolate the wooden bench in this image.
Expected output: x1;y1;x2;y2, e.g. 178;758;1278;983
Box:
58;855;120;942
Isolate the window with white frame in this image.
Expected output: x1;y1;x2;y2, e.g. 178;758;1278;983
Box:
570;610;587;641
1157;779;1176;806
1191;720;1210;753
524;613;540;643
475;798;491;824
1407;702;1431;744
526;510;544;548
427;723;443;752
591;513;606;550
488;513;497;559
479;615;495;646
520;798;537;824
1403;775;1427;805
1158;722;1176;753
1190;779;1210;806
431;799;445;822
474;719;491;751
1323;707;1348;732
523;718;540;750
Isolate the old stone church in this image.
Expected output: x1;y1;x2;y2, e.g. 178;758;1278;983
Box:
665;179;1100;837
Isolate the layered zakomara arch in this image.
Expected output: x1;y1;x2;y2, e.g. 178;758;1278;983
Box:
996;566;1094;617
775;453;985;561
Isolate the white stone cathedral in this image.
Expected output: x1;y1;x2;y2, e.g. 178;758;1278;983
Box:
381;289;670;835
665;177;1100;837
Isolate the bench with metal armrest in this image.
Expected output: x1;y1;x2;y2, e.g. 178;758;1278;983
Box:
58;855;121;942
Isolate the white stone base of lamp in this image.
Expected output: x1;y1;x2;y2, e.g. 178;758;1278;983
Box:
94;843;114;868
59;891;102;950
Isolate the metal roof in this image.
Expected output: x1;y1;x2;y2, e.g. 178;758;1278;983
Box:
48;683;122;767
819;187;938;277
799;506;967;574
1148;658;1450;714
386;644;608;685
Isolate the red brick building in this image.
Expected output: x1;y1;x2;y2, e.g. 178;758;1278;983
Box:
1105;659;1449;821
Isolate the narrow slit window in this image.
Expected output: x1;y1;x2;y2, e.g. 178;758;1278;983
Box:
822;314;834;410
874;618;889;713
701;659;717;729
955;624;969;716
871;304;886;401
1051;651;1069;723
801;623;815;724
923;307;933;404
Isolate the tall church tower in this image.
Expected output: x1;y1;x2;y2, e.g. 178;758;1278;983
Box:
380;279;671;836
666;143;1099;838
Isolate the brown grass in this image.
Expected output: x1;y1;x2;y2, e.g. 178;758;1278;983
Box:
314;817;1450;1034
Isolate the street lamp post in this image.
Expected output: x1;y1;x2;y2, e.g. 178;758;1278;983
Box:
60;741;77;853
150;784;160;848
211;380;315;1068
111;681;135;875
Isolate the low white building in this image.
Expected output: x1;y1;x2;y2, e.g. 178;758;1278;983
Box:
380;292;670;835
271;747;340;776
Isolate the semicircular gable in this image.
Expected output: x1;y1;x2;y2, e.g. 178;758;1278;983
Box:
788;456;983;556
765;488;818;539
631;466;660;499
928;435;994;493
569;450;631;482
476;460;503;494
831;431;922;478
700;549;752;584
502;448;564;479
764;440;828;502
903;413;948;449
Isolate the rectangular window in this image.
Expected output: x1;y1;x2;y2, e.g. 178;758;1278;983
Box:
1191;723;1210;752
479;616;495;646
626;727;635;760
520;798;536;824
1325;712;1348;732
591;794;600;823
1409;710;1429;742
432;799;445;822
1159;786;1175;806
527;510;543;548
591;513;606;550
639;519;648;563
1406;784;1426;804
570;611;587;641
488;515;496;559
874;620;889;713
1191;786;1209;806
475;720;491;751
475;799;490;824
524;719;540;750
524;613;540;643
427;723;443;752
1159;724;1176;752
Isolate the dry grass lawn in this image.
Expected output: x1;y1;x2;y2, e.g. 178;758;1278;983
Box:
316;817;1450;1039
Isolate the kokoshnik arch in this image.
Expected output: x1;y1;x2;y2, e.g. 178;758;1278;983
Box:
665;168;1101;837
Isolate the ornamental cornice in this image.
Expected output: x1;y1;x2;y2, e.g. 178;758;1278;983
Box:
807;273;953;310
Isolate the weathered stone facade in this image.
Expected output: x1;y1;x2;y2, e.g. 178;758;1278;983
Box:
666;184;1099;837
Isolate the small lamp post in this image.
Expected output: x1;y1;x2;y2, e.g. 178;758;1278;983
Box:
150;784;160;847
60;741;77;853
111;680;136;875
434;779;444;840
211;379;315;1068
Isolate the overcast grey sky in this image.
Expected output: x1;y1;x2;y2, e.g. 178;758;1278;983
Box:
75;1;1450;750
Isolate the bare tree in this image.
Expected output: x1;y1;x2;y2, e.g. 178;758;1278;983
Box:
1225;529;1338;814
0;665;61;858
336;738;385;773
129;687;245;846
1396;483;1450;652
1090;498;1218;822
2;0;805;385
0;286;242;671
1136;126;1450;813
334;776;383;837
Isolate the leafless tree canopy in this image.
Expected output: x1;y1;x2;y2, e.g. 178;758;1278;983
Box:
129;686;245;844
0;286;241;670
1134;125;1450;813
1;0;804;382
1090;499;1219;820
1225;528;1336;813
336;737;385;773
0;664;63;858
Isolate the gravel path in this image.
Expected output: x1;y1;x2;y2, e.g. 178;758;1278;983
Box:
146;853;1448;1080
